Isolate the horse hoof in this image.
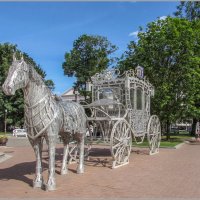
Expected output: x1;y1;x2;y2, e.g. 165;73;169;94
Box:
33;180;43;188
61;169;68;175
45;184;56;191
77;168;84;174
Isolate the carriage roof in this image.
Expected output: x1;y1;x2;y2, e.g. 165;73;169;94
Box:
90;67;154;97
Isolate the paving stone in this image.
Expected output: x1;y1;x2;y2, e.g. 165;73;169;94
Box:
0;143;199;198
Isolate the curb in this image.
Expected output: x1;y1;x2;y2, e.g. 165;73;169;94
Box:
0;153;12;163
184;140;200;145
0;152;5;158
174;142;185;149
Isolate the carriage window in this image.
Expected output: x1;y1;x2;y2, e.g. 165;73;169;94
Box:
99;88;113;100
136;87;143;110
130;88;134;108
99;92;104;99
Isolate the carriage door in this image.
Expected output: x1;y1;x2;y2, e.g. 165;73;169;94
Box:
130;86;148;135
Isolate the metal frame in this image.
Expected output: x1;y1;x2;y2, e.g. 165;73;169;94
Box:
84;67;161;168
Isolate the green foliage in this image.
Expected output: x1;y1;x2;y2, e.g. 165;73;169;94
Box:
45;79;55;91
174;1;200;21
0;135;8;139
0;43;54;131
118;17;200;133
62;34;118;100
174;1;200;136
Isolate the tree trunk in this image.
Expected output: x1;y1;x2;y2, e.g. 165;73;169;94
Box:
166;120;171;141
0;121;4;132
84;82;87;101
191;118;197;136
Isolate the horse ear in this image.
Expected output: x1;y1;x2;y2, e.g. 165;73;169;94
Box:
20;52;24;61
29;65;33;79
13;53;17;62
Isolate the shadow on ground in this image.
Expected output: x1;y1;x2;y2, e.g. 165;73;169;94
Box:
0;161;37;187
0;146;148;187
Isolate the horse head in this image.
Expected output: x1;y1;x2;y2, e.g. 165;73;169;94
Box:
2;53;29;95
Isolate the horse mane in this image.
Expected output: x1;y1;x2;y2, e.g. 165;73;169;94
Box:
28;63;44;85
27;61;53;96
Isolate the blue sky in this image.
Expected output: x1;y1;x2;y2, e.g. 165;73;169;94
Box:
0;2;179;95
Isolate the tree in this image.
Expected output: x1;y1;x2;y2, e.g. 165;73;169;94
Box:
0;43;54;131
118;17;200;139
174;1;200;21
62;34;118;100
45;80;55;91
174;1;200;135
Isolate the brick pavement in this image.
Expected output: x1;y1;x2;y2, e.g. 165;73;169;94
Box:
0;143;200;198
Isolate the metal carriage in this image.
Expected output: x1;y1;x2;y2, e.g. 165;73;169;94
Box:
83;66;161;168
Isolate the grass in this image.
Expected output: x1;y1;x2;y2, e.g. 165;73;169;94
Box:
133;133;192;148
0;132;12;136
0;132;6;136
133;140;181;148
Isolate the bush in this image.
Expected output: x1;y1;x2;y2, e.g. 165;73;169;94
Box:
0;135;8;145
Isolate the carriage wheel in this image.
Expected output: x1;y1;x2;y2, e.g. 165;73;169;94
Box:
110;119;132;168
195;122;200;137
147;115;161;155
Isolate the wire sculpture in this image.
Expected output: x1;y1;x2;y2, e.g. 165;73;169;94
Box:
2;53;86;191
85;66;161;168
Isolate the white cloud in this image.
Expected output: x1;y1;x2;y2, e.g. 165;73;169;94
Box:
129;30;139;37
159;16;167;20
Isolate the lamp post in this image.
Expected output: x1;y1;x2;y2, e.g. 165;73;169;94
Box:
4;109;7;134
74;90;79;102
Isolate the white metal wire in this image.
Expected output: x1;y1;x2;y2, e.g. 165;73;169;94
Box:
2;54;86;190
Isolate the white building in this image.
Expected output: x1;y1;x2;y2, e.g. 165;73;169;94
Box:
61;88;85;102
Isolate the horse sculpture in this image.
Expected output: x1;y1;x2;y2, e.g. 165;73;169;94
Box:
2;54;86;191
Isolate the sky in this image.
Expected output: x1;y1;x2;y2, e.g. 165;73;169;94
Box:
0;2;179;95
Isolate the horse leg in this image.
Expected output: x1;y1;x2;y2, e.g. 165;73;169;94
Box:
29;137;44;188
45;133;57;191
61;135;69;175
77;133;84;174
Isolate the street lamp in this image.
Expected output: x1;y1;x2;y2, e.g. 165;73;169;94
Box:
74;90;79;102
4;109;7;134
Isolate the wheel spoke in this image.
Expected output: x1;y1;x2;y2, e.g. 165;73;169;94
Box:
113;141;123;149
113;136;121;142
114;143;124;158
